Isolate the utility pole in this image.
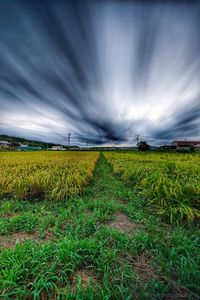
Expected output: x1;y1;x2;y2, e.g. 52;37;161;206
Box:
136;134;139;145
68;132;71;147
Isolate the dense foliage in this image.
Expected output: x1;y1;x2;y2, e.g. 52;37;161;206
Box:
0;151;99;200
104;152;200;225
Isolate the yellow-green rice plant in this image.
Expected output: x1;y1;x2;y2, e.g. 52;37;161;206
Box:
0;151;99;201
105;152;200;225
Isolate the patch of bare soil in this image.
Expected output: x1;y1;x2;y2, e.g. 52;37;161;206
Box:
71;269;97;292
86;210;93;217
40;290;57;300
132;251;156;283
42;229;55;242
0;232;38;249
160;276;190;300
0;229;56;249
132;253;191;298
3;212;21;219
107;212;137;234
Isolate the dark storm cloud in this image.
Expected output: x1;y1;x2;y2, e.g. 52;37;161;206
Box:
152;97;200;140
0;0;200;145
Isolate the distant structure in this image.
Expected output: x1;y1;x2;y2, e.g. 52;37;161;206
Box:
159;144;176;150
0;141;20;150
69;146;80;151
171;141;200;148
0;141;11;149
136;134;139;145
49;145;66;151
68;133;71;147
160;140;200;151
19;145;42;151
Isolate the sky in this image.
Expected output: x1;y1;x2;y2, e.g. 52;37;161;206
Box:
0;0;200;146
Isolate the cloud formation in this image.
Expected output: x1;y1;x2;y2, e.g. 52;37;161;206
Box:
0;0;200;146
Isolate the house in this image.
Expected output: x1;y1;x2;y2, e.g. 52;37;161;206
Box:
159;145;177;150
50;145;66;151
0;141;11;148
19;145;42;151
171;141;200;148
20;144;29;148
0;141;21;150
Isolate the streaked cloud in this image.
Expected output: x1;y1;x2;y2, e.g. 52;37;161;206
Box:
0;0;200;145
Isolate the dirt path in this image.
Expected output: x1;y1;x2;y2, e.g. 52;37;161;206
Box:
84;153;196;299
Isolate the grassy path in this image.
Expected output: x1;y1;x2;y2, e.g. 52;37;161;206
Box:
0;153;199;299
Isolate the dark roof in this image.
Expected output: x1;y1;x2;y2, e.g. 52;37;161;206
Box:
172;141;200;146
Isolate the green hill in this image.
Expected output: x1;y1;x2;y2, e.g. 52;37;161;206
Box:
0;134;61;149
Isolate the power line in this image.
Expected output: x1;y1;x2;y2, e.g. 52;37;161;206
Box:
68;132;71;147
136;134;139;144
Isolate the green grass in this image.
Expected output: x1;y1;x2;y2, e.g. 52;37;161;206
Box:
0;154;199;299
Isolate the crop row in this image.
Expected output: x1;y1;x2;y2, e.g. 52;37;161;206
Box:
0;151;99;201
104;152;200;225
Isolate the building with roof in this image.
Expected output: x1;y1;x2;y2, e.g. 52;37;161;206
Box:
159;144;176;150
19;146;42;151
0;141;11;148
49;145;66;151
171;141;200;148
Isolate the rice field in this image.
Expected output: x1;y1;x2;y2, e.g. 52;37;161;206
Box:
0;151;199;299
0;151;99;201
104;152;200;225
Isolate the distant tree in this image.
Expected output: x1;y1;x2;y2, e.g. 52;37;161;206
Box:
189;145;195;152
176;145;195;153
137;141;150;151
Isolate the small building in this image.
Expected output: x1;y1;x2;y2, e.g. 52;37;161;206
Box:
19;146;42;151
50;145;66;151
159;145;177;150
0;140;11;148
0;141;21;150
171;141;200;149
171;141;200;148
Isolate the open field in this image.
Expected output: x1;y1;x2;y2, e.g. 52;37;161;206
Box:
0;151;99;201
104;152;200;225
0;151;199;299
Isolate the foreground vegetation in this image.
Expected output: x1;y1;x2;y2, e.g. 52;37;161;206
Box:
0;152;199;299
0;151;99;201
105;152;200;225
